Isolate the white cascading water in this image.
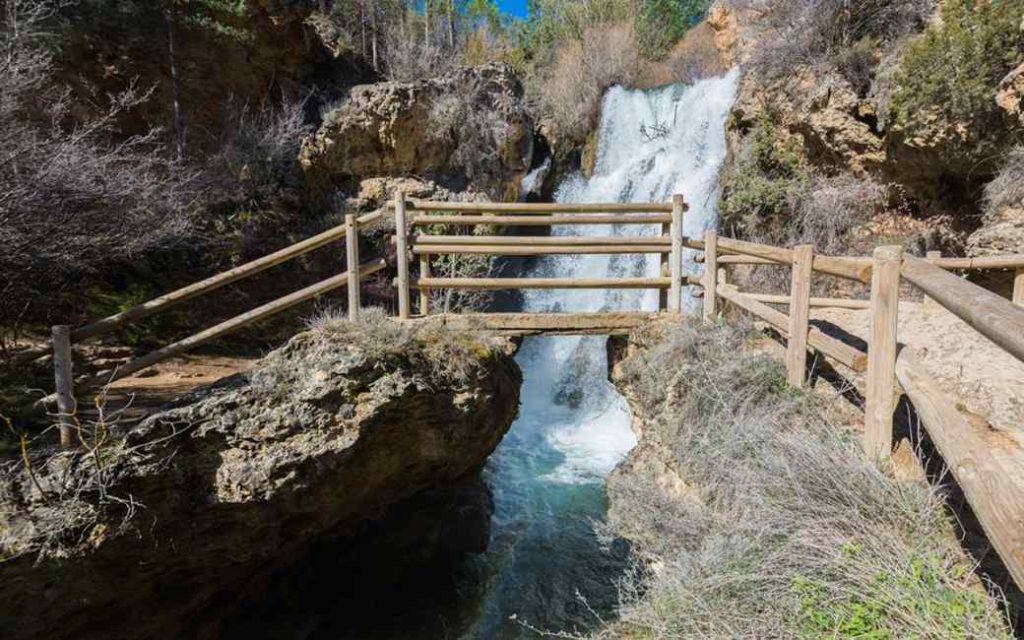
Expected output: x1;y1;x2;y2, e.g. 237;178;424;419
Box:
464;70;741;638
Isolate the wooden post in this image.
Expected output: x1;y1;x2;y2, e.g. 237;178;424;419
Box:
865;245;903;460
345;214;361;321
51;326;75;448
419;254;431;316
1014;267;1024;307
659;220;670;311
702;230;718;322
669;194;686;314
786;245;814;387
924;250;941;309
394;191;411;320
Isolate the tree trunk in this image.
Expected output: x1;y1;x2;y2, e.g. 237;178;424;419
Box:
370;1;379;70
447;0;455;49
167;0;185;160
425;0;431;46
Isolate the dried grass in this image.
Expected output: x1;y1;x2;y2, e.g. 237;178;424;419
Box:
598;320;1011;638
983;145;1024;220
302;307;496;386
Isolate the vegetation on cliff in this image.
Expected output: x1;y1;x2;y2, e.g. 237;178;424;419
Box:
604;320;1012;638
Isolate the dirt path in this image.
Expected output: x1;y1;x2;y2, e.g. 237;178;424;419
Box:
812;300;1024;441
93;355;255;422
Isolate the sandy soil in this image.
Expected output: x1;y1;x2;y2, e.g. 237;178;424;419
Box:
812;300;1024;439
96;355;255;422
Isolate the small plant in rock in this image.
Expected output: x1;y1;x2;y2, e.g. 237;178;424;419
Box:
891;0;1024;158
720;110;810;235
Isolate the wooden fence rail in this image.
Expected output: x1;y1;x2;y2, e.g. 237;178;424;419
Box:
11;192;1024;591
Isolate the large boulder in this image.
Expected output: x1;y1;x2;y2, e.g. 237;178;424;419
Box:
300;64;534;199
0;316;521;639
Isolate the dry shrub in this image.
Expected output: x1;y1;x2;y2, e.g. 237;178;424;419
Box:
428;69;530;198
0;0;196;337
636;21;728;88
302;307;494;386
786;172;887;252
531;22;640;144
383;25;459;82
601;320;1012;638
734;0;933;84
983;146;1024;220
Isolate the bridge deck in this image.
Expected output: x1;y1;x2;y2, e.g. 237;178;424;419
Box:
414;312;664;336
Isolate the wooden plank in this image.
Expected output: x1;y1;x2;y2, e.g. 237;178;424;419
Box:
75;259;388;390
419;255;431;316
413;277;676;290
716;285;868;372
395;192;412;320
928;255;1024;270
410;215;673;226
52;326;75;448
669;194;686;313
345;214;361;321
708;254;778;266
865;246;903;460
707;237;874;283
901;256;1024;363
424;312;660;336
408;201;675;213
410;245;670;256
1015;267;1024;307
11;210;386;364
742;293;870;310
786;245;814;387
660;220;671;311
895;349;1024;590
413;235;670;246
703;230;718;322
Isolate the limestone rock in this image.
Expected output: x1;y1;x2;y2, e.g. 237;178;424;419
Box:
300;64;533;198
997;62;1024;127
0;320;521;639
967;204;1024;257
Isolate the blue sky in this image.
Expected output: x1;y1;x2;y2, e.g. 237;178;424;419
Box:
496;0;529;18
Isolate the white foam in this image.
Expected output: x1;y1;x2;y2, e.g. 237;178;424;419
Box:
519;70;740;485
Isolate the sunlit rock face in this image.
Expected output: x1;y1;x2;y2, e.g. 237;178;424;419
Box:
299;64;533;199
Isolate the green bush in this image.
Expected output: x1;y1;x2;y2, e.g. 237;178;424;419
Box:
891;0;1024;154
720;111;809;234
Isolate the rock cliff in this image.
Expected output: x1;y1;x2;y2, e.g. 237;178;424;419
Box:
0;316;521;639
300;64;534;199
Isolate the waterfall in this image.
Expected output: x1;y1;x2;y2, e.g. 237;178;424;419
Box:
467;70;741;638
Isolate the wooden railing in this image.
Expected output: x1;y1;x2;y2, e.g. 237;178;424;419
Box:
398;193;690;317
17;211;388;446
691;231;1024;589
9;192;1024;590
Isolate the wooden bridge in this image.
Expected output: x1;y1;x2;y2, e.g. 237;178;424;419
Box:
11;194;1024;592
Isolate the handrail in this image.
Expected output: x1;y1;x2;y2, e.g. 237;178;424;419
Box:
901;256;1024;362
716;284;867;371
13;210;385;364
687;236;874;283
407;201;676;213
410;214;673;226
74;259;387;392
413;235;671;245
411;245;671;255
412;277;690;290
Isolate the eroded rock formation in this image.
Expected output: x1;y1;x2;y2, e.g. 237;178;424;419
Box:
0;319;521;639
300;64;534;199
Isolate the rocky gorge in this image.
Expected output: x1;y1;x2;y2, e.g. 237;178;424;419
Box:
0;317;521;639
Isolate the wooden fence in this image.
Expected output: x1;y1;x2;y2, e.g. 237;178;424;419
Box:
690;230;1024;590
395;193;689;318
9;192;1024;590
